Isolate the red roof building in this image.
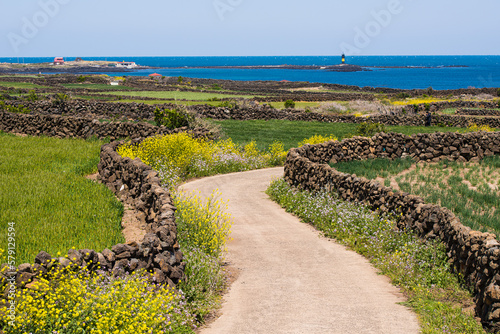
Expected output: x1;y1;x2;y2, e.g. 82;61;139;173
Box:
54;57;64;65
149;73;162;77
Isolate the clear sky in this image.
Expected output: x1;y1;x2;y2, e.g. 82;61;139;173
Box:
1;0;499;57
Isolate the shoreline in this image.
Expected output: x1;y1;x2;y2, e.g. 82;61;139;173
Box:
0;61;469;75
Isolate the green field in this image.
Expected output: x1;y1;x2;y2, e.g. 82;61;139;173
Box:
213;119;468;151
0;81;48;89
62;83;137;90
333;156;500;236
101;90;263;101
111;99;222;106
0;133;124;265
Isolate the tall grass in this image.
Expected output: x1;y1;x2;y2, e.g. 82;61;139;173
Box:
0;133;124;265
267;179;485;333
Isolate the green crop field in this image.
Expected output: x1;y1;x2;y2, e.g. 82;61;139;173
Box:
0;133;124;265
0;81;49;89
214;119;468;151
62;83;137;90
333;156;500;236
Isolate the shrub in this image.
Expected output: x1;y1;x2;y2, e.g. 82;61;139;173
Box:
217;100;237;109
396;92;410;99
352;122;387;137
52;93;69;106
153;107;194;129
212;83;222;90
267;140;287;166
284;99;295;109
0;101;30;114
77;75;87;83
497;88;500;97
177;76;183;84
298;134;338;147
27;90;39;101
426;86;434;96
467;123;493;132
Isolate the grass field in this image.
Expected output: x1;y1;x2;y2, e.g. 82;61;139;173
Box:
101;90;264;101
333;156;500;236
62;83;137;90
213;119;468;151
0;81;48;89
0;133;124;265
110;99;222;106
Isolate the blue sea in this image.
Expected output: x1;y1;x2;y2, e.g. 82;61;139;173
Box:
1;56;500;90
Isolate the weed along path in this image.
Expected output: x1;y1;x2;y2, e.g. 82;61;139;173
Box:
180;167;420;334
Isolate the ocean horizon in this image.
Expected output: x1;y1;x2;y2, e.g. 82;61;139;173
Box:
1;55;499;90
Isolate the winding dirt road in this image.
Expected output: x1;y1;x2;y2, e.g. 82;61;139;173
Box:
180;167;420;334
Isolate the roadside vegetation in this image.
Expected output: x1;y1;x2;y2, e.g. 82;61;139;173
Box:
0;132;124;266
267;179;486;333
117;132;288;189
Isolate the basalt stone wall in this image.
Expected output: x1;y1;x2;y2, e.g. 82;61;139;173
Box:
2;100;163;121
3;99;500;129
284;131;500;331
457;109;500;117
191;105;500;128
0;111;212;140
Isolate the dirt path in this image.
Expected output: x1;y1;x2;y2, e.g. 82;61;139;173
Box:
180;167;420;334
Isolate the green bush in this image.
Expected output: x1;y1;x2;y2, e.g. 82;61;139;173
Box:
153;107;194;129
217;100;237;108
497;88;500;97
52;93;69;106
212;83;222;90
0;101;30;114
77;75;87;83
351;122;387;137
27;90;39;101
284;99;295;108
396;92;410;99
178;76;183;84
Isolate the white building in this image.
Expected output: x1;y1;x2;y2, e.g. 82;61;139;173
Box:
116;61;137;69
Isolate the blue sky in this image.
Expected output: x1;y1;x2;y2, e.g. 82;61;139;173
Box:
1;0;499;57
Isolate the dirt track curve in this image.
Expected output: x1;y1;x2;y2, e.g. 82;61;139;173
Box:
180;167;420;334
